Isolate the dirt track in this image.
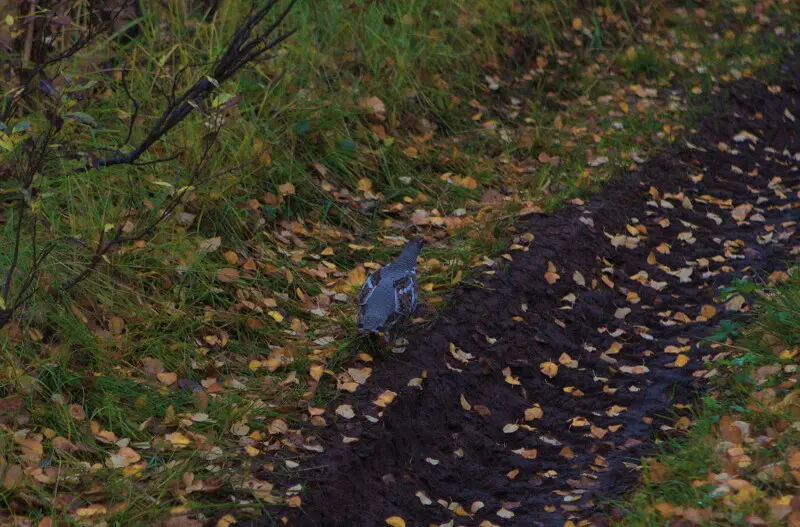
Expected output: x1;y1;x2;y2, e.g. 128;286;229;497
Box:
254;63;800;527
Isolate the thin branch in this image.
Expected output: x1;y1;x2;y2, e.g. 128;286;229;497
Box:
2;200;26;302
1;1;134;122
88;0;296;170
120;69;140;146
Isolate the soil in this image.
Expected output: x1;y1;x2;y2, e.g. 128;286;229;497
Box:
249;64;800;526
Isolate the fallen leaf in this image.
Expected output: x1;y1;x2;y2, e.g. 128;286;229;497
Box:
278;182;295;196
544;261;560;284
216;268;240;283
198;237;221;253
700;305;717;318
540;361;558;378
525;405;543;420
459;394;471;411
335;405;355;419
157;372;178;386
385;516;406;527
671;354;690;367
374;390;397;407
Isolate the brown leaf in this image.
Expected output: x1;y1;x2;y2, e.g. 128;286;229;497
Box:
460;176;478;189
360;96;386;119
17;438;43;462
143;357;165;378
647;461;669;483
278;182;295;196
0;396;23;413
216;268;240;283
69;404;86;420
52;436;79;452
157;372;178;386
3;464;23;489
474;405;492;417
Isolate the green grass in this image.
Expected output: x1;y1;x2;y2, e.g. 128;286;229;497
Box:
1;0;799;524
618;272;800;525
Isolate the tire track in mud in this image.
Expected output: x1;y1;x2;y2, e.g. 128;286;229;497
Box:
265;64;800;527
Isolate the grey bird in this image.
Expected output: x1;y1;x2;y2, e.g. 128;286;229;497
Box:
357;237;424;338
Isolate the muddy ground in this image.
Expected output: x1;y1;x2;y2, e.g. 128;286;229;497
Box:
251;63;799;527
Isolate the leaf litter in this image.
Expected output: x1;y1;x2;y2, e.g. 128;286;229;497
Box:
274;67;800;526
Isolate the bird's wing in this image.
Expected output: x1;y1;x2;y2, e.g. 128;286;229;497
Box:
393;273;417;316
357;267;383;306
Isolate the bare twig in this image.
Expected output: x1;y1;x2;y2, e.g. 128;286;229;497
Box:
0;0;296;325
23;1;36;63
120;69;140;146
63;127;223;290
88;0;296;170
1;1;134;123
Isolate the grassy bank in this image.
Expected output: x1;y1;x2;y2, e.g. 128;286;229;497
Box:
618;272;800;526
1;0;799;524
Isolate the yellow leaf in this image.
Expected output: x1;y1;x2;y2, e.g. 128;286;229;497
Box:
572;17;582;30
348;266;366;289
504;375;520;386
726;295;746;312
357;178;373;192
268;310;284;322
168;432;191;446
278;182;295;196
731;203;752;221
309;364;324;381
459;393;471;411
524;405;543;420
540;361;558;378
385;517;406;527
700;305;717;318
672;354;690;367
374;390;397;408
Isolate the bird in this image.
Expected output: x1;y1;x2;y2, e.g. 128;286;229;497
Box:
357;237;424;340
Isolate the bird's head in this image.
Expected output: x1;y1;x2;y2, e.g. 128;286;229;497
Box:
398;236;425;262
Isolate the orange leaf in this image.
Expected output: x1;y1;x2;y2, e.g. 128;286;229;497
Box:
278;182;296;196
